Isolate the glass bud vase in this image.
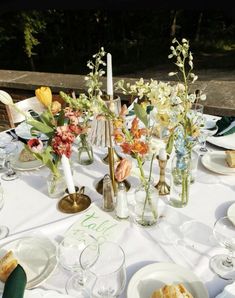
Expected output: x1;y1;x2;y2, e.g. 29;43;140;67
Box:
133;178;159;227
169;152;191;208
77;134;94;165
47;172;66;198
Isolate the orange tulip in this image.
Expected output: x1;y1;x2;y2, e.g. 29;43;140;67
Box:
115;158;132;182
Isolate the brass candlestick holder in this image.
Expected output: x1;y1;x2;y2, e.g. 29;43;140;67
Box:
102;148;122;164
95;146;131;195
58;186;91;213
155;155;170;195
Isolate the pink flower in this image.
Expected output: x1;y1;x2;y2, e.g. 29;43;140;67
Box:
27;138;43;153
56;126;75;143
52;136;72;158
115;158;132;182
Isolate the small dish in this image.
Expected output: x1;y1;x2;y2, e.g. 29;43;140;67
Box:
0;235;57;292
127;262;208;298
201;151;235;175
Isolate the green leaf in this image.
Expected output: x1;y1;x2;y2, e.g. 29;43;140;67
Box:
134;103;148;127
39;110;54;126
166;132;174;155
27;119;54;134
56;109;65;126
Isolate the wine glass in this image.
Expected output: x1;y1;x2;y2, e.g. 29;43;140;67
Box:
0;182;9;239
210;216;235;280
198;122;218;154
1;142;19;181
57;231;98;297
85;241;126;298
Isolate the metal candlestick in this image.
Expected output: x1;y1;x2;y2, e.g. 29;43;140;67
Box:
102;148;122;164
155;155;170;195
58;186;91;213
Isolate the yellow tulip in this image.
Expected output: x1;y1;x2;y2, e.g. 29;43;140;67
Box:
35;87;52;108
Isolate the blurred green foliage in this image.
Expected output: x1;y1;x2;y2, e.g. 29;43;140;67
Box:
0;9;234;74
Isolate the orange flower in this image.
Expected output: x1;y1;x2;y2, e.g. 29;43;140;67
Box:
113;118;123;129
132;141;149;155
113;129;125;143
130;117;147;139
115;158;132;182
121;142;132;155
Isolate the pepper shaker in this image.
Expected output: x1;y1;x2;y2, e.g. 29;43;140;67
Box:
102;174;114;211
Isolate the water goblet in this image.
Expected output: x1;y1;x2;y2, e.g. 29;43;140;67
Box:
1;142;19;181
210;216;235;280
57;231;98;297
86;241;126;298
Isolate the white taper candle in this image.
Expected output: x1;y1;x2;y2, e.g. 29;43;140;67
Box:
107;53;113;96
61;154;75;194
159;148;167;161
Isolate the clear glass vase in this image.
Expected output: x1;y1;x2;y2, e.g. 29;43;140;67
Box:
77;134;94;165
132;179;159;226
169;152;191;208
47;172;66;198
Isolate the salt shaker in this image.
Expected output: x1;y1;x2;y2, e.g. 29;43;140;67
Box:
115;182;129;219
102;174;114;211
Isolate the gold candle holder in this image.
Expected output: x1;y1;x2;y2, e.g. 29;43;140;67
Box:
155;155;170;195
102;148;122;164
58;186;91;213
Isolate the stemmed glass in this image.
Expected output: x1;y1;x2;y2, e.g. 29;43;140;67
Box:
57;231;99;297
198;123;218;153
84;241;126;298
210;216;235;280
1;142;19;181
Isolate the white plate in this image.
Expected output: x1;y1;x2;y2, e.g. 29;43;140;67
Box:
0;236;57;292
127;262;208;298
227;203;235;225
12;158;44;171
201;151;235;175
207;134;235;150
0;288;73;298
15;122;48;141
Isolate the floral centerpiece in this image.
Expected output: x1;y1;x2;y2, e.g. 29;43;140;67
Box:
59;47;109;165
105;103;159;226
115;38;207;207
0;87;84;197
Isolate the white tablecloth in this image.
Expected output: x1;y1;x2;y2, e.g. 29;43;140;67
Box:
0;126;235;298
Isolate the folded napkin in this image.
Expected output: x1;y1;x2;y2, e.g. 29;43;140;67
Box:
215;116;235;136
2;264;27;298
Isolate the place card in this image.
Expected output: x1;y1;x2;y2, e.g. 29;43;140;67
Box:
64;204;128;243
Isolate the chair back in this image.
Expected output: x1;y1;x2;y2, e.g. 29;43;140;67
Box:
6;96;45;128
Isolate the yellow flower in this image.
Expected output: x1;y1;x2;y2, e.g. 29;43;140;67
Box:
51;101;61;115
35;87;52;108
156;112;170;127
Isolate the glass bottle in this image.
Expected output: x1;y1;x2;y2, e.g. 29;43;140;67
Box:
47;166;66;198
133;177;158;226
115;182;129;219
77;134;94;165
169;152;191;208
102;174;114;212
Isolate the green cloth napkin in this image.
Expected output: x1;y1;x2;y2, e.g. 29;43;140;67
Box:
215;116;235;136
2;264;27;298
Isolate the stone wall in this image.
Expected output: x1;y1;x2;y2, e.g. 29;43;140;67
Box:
0;69;234;131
